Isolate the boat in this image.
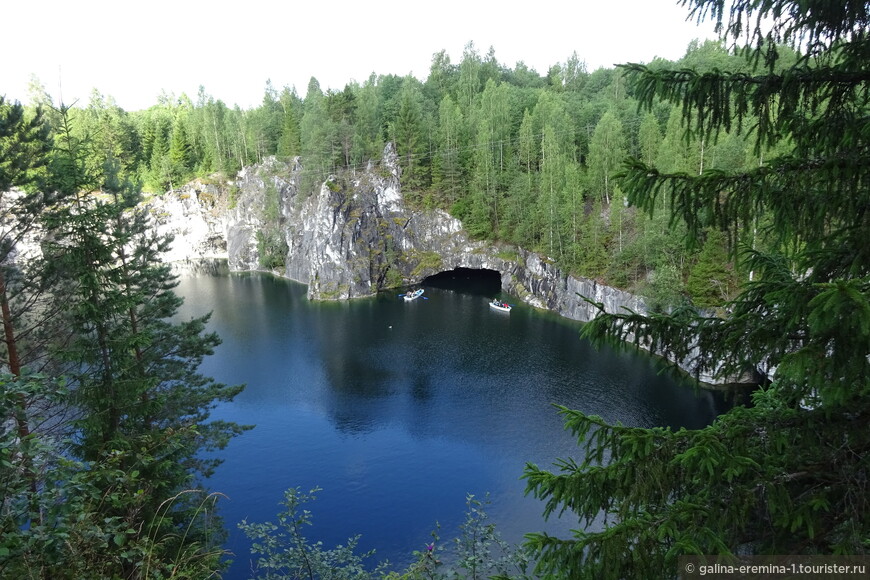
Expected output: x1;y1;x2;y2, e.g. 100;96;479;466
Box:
403;288;425;301
489;298;512;313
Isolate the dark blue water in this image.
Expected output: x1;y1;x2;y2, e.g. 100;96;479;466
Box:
174;268;729;578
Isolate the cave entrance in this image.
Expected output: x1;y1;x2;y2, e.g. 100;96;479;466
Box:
422;267;502;296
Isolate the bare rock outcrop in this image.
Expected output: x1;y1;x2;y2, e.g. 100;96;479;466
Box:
153;145;754;385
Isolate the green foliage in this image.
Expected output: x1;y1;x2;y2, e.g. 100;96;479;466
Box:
384;265;405;289
42;189;246;465
0;97;53;193
525;1;870;577
264;180;282;220
686;228;738;308
168;116;193;183
641;261;687;313
325;178;342;193
0;375;227;579
432;94;466;205
0;98;67;520
525;390;870;578
81;91;143;190
390;77;429;195
47;104;103;195
240;487;387;580
257;227;289;270
0;104;247;578
300;77;340;192
410;251;443;279
587;110;625;204
15;38;760;297
450;494;533;580
571;199;608;280
228;183;241;208
0;98;60;354
277;88;303;159
240;489;533;580
351;76;384;168
13;25;865;578
637;112;662;166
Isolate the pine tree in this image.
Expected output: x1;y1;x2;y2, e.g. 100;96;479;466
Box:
575;197;608;279
300;77;338;191
350;75;383;167
82;90;142;187
524;1;870;577
252;80;284;162
0;97;56;509
144;109;174;191
686;227;737;308
390;76;428;195
34;107;245;574
168;116;192;184
277;87;302;160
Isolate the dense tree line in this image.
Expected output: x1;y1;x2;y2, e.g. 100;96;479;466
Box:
22;38;787;311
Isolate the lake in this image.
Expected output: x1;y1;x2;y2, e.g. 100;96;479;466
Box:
174;265;730;578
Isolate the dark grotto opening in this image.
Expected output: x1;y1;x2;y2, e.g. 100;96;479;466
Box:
422;267;502;296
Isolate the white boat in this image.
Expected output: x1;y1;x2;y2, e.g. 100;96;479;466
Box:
403;288;425;301
489;298;512;312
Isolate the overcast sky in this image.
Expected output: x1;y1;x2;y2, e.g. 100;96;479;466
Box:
4;0;719;112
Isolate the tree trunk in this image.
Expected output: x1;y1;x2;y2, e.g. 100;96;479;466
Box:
0;268;39;515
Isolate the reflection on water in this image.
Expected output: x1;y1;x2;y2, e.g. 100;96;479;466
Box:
174;268;730;578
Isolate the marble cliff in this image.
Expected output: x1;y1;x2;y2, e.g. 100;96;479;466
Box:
146;144;754;385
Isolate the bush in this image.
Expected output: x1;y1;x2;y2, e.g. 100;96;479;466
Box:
239;489;534;579
256;229;289;270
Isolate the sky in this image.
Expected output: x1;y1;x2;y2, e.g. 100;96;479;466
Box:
4;0;720;112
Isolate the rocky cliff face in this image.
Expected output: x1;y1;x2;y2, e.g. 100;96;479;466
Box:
218;145;649;322
224;144;484;300
153;145;750;385
143;179;229;263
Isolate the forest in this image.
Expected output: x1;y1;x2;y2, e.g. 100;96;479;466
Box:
3;0;869;576
22;37;779;312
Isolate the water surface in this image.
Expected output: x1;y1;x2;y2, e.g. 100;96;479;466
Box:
174;268;729;578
